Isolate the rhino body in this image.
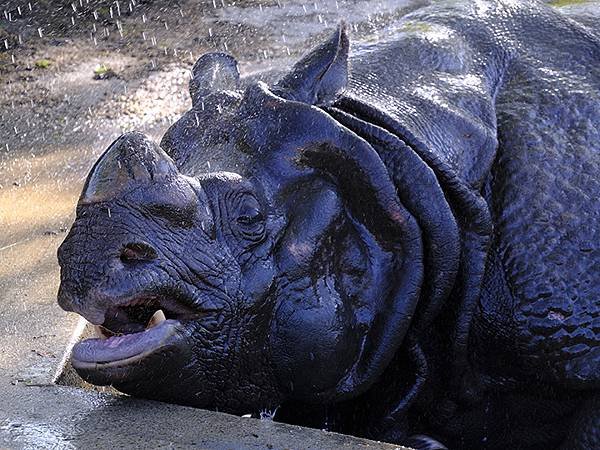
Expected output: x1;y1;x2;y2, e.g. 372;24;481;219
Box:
57;1;599;449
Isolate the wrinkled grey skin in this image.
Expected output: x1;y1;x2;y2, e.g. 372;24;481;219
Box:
57;1;600;449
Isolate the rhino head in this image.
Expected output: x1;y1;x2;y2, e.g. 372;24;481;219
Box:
57;25;424;416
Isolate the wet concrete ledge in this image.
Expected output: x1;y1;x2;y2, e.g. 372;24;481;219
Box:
1;380;408;450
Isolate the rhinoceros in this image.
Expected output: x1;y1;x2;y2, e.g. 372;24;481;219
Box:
56;0;599;448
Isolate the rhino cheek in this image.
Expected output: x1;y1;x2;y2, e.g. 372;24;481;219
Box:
270;278;359;398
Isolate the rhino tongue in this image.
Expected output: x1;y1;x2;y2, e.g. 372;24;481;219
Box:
72;317;178;365
94;309;168;339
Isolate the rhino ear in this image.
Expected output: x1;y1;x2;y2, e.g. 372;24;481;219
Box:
189;52;240;106
80;131;179;205
274;23;349;105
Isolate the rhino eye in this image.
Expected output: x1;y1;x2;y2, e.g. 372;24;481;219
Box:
237;209;263;226
235;196;265;241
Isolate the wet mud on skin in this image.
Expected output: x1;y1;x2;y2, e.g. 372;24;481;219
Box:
0;0;428;448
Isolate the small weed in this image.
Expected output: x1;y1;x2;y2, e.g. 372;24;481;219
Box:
548;0;589;7
93;63;117;80
35;59;52;69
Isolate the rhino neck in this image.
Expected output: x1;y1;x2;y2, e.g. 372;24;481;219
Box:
324;97;494;420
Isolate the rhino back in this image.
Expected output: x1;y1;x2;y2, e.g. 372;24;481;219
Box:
346;0;506;190
346;0;600;387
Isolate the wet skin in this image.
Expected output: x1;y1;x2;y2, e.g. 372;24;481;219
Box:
57;1;600;449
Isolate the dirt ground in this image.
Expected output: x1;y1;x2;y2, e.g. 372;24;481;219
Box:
0;1;424;448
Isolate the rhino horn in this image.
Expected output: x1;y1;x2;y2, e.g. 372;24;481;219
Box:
80;131;179;205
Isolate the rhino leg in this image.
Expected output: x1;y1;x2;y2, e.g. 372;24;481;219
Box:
403;435;448;450
560;395;600;450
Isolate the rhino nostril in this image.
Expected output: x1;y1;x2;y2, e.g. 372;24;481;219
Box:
120;242;158;264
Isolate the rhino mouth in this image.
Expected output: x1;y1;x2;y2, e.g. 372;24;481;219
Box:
70;294;199;375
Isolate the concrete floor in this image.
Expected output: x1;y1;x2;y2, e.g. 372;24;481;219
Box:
2;380;406;449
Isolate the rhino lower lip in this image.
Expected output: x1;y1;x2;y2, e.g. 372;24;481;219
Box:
71;315;181;369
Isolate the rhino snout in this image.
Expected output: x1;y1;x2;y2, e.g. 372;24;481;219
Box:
57;284;107;325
